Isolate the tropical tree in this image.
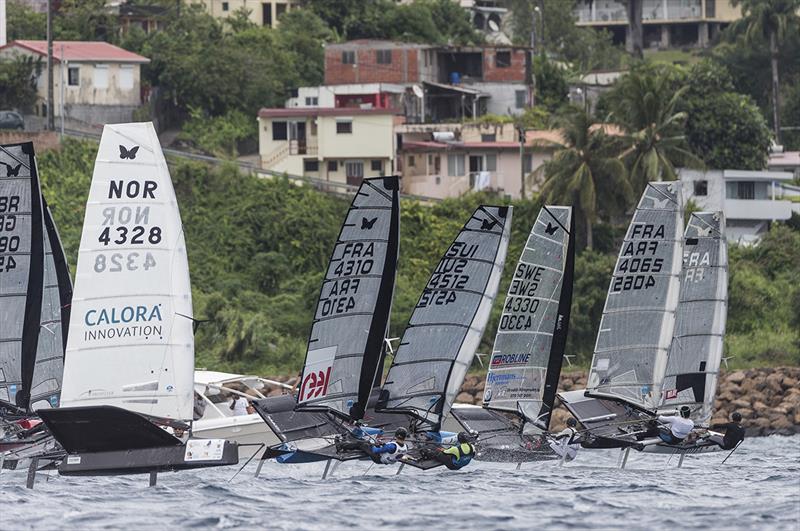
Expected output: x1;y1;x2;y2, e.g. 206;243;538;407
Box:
624;0;644;59
731;0;800;143
606;64;703;194
537;109;631;250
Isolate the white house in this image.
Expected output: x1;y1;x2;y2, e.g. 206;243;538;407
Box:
680;168;799;244
0;40;150;124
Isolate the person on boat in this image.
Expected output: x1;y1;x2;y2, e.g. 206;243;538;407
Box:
421;432;476;470
657;405;694;444
229;393;251;416
548;417;581;461
193;391;207;421
709;412;746;450
337;427;409;465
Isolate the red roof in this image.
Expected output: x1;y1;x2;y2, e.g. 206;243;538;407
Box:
0;40;149;63
258;107;401;118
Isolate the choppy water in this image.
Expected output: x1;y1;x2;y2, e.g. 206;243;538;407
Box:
2;435;799;530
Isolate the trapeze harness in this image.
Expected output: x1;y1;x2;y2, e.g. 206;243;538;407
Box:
379;441;408;464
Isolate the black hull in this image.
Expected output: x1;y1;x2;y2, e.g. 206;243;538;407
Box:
58;444;238;476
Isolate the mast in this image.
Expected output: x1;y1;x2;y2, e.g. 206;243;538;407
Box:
295;176;400;421
586;182;683;411
376;205;512;432
482;205;574;431
658;212;727;426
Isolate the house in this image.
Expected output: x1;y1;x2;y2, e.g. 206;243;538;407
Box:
574;0;741;49
398;122;561;200
324;40;532;122
193;0;298;27
115;2;169;37
768;150;800;180
286;83;407;111
680;168;800;244
258;107;402;186
0;40;150;124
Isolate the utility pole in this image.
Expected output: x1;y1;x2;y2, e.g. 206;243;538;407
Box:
519;126;526;200
46;0;54;131
1;0;7;47
529;3;536;108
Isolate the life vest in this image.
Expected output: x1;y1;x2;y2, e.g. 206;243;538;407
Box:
445;442;475;462
380;441;408;464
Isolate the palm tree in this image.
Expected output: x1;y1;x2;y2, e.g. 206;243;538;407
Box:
732;0;800;144
537;109;631;250
608;66;703;194
624;0;644;59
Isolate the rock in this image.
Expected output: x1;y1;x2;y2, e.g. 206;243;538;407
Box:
752;400;769;412
782;377;798;390
769;417;793;431
727;370;746;384
765;373;784;393
731;398;750;409
267;387;284;397
456;392;475;404
737;408;754;419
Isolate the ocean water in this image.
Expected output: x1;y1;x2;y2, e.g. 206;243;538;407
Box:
2;435;798;530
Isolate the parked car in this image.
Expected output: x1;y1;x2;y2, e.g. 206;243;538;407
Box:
0;111;25;130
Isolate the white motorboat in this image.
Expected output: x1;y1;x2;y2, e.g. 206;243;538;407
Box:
193;371;291;459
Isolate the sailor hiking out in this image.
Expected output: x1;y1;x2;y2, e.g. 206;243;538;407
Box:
421;432;476;470
337;427;409;465
710;412;746;450
549;417;581;461
657;406;695;444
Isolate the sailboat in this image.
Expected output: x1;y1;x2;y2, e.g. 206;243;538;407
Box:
450;205;575;462
37;123;237;478
251;175;403;466
559;182;729;458
0;142;72;463
373;204;512;469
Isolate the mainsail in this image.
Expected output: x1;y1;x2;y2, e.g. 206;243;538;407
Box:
377;205;511;431
659;212;727;425
295;176;399;420
482;206;574;430
60;122;194;421
587;182;683;411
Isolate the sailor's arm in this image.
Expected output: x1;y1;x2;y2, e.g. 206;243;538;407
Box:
371;442;397;454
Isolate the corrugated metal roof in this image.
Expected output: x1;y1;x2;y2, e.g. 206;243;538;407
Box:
0;40;150;63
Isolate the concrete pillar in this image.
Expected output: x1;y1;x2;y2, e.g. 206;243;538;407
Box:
698;22;709;47
625;26;632;53
660;25;671;49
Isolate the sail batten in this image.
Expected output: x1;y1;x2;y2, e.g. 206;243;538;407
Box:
586;182;683;411
60;122;194;421
295;176;399;420
481;206;574;430
376;205;512;431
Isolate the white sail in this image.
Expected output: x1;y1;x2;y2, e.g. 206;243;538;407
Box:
587;182;683;411
659;212;727;425
60;122;194;421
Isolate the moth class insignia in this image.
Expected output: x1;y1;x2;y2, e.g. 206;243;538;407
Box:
119;145;140;160
361;216;378;230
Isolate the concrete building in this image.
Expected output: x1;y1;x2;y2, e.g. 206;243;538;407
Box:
324;40;532;122
679;168;800;244
258;107;401;186
0;40;150;124
193;0;298;27
398;122;561;200
574;0;741;49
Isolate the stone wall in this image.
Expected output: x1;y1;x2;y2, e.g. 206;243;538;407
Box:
455;367;800;436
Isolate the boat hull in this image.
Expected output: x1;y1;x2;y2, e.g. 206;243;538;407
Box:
192;414;280;460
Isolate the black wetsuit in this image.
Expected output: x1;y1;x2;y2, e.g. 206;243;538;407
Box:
713;422;745;450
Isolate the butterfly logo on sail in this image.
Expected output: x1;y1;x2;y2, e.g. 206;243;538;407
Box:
119;145;140;160
3;162;22;177
361;216;378;230
651;197;671;209
300;366;332;401
481;218;498;231
545;222;558;235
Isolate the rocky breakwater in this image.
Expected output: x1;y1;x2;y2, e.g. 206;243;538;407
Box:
456;367;800;436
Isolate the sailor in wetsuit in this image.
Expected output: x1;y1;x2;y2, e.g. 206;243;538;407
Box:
710;412;746;450
422;432;476;470
549;417;581;461
338;427;409;465
657;405;695;444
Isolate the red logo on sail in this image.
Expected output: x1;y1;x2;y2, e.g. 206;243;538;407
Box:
664;389;678;400
300;366;332;402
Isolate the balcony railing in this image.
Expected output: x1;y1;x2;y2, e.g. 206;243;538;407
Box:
576;0;702;23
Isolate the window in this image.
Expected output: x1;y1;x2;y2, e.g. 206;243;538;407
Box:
496;51;511;68
336;120;352;134
67;66;79;86
93;65;108;89
376;50;392;64
371;159;383;172
303;159;319;172
118;66;134;90
262;3;272;26
346;161;364;179
469;155;483;173
738;182;755;200
276;2;287;19
272;121;288;140
485;154;497;172
481;134;496;142
523;153;533;173
222;1;229;11
328;160;338;172
342;51;356;64
408;155;415;167
305;96;318;106
448;154;465;176
694;180;708;196
515;90;527;109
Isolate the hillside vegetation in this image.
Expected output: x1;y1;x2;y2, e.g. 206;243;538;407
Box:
38;139;800;375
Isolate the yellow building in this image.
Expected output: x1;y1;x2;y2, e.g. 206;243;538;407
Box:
192;0;298;27
258;108;401;186
574;0;742;49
